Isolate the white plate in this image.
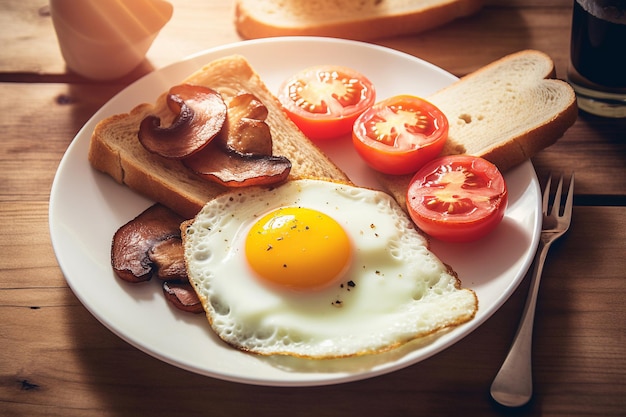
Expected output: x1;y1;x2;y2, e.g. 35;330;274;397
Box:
49;37;541;387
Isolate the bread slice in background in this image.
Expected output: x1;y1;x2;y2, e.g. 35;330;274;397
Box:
378;49;578;211
88;55;349;219
235;0;484;41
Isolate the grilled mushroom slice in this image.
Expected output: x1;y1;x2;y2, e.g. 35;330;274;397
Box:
149;237;187;281
183;143;291;187
111;204;185;283
138;84;227;159
162;281;203;314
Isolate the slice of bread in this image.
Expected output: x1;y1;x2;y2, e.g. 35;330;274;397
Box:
234;0;484;41
88;55;350;219
378;49;578;211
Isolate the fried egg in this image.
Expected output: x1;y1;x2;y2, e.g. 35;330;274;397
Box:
183;179;478;359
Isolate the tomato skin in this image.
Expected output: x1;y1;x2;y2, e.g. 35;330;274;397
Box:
352;95;448;175
278;65;376;140
406;155;508;243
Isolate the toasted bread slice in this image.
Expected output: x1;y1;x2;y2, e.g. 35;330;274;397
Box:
234;0;484;41
88;55;349;219
378;49;578;211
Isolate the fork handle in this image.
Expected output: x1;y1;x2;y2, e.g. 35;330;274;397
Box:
490;239;551;407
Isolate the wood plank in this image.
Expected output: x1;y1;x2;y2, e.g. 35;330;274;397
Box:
2;81;624;208
382;4;573;79
0;202;64;288
0;82;121;202
532;114;626;202
1;0;575;78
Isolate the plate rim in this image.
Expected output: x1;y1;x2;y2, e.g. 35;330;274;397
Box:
49;36;541;386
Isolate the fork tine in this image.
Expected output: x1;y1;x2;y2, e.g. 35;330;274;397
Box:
542;174;552;215
550;175;564;217
564;173;575;217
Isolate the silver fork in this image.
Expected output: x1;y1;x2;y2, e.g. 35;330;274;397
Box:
490;173;574;407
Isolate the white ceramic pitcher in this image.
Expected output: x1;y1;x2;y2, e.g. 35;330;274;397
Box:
49;0;173;80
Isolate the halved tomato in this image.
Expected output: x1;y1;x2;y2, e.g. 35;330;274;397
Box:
406;155;508;243
352;95;448;175
278;65;375;140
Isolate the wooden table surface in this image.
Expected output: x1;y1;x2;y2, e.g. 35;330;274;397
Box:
1;1;625;416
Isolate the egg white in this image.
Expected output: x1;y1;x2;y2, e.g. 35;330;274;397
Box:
183;179;478;359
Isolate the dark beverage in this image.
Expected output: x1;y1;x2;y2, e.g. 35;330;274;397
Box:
570;0;626;88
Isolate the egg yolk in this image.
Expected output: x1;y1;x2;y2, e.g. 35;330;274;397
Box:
245;207;352;290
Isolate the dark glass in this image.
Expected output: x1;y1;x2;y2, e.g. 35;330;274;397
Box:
570;0;626;88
